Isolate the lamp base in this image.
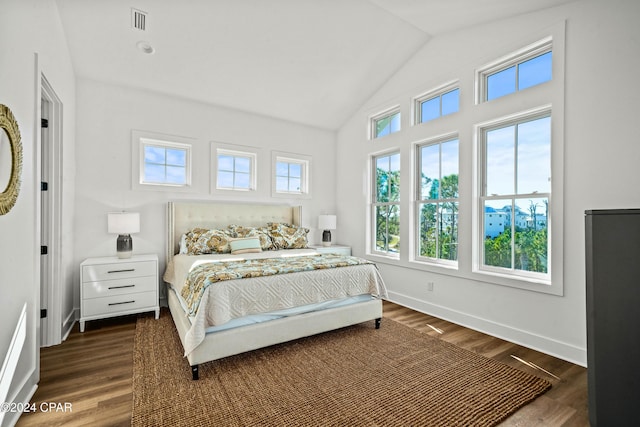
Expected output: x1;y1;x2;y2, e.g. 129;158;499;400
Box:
322;230;332;247
116;234;133;259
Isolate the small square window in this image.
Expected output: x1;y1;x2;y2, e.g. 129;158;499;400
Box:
216;148;256;191
272;152;311;198
139;139;191;187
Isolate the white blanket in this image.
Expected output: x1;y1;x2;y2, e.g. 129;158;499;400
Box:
164;250;387;355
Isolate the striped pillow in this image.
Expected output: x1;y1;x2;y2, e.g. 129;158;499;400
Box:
229;237;262;254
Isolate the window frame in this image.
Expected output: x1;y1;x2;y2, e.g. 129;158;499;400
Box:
413;81;460;125
215;147;257;192
132;130;194;191
476;37;553;104
370;106;401;140
271;151;311;199
370;150;401;258
475;107;552;284
414;134;460;267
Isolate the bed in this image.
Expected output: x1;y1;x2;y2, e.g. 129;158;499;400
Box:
163;201;387;379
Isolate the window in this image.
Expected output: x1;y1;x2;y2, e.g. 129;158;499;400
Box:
216;149;256;191
371;108;401;139
416;137;459;263
478;38;552;102
140;139;190;186
372;152;400;255
479;112;551;280
272;152;311;198
415;86;459;124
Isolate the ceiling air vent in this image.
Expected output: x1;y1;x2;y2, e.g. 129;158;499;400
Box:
131;8;147;31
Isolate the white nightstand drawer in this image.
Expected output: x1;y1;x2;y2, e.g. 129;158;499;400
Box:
82;260;156;282
82;291;157;317
82;275;157;299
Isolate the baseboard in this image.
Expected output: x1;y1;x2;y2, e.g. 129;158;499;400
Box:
1;372;37;427
61;309;77;342
386;290;587;367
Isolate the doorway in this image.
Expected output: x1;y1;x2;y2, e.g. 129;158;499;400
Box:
40;75;63;347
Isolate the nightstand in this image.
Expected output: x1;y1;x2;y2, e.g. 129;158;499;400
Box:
309;244;352;256
80;254;159;332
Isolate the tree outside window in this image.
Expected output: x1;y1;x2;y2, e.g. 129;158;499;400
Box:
373;152;400;254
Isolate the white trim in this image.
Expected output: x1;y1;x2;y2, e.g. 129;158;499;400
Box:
413;80;460;126
369;105;401;140
472;105;562;294
271;151;311;199
387;290;586;367
475;36;553;104
39;74;65;347
131;130;195;192
214;146;258;192
412;133;460;266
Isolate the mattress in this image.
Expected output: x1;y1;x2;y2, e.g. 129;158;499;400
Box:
163;249;387;355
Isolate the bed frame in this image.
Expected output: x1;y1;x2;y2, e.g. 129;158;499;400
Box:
166;201;383;380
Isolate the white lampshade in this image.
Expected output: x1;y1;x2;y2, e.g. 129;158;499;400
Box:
108;212;140;234
318;215;337;230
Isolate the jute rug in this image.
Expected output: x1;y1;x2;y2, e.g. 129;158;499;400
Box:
132;311;551;426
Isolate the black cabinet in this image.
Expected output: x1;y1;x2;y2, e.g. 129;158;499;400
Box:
585;209;640;426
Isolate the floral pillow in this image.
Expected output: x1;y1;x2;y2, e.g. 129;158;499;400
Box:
227;225;275;251
267;222;309;249
183;228;233;255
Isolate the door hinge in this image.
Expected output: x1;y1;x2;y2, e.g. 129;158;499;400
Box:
41;182;48;191
41;246;48;255
40;309;47;319
41;118;49;128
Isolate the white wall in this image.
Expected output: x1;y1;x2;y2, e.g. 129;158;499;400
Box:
0;1;76;426
336;0;640;366
73;79;338;304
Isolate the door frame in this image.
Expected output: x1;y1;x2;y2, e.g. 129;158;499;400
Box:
39;74;63;347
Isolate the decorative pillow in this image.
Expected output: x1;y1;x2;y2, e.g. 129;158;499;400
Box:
183;228;233;255
229;237;262;254
267;222;309;249
227;225;275;251
179;233;188;254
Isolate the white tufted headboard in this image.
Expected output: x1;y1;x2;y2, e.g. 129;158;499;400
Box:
166;201;302;262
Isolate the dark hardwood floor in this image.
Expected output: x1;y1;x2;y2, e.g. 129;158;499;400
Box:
17;301;589;426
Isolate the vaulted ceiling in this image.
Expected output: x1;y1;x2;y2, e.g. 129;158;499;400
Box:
56;0;575;130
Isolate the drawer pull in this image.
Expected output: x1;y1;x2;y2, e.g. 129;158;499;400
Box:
108;300;135;306
107;268;135;274
108;285;136;290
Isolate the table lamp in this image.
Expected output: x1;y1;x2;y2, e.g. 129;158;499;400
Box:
108;212;140;258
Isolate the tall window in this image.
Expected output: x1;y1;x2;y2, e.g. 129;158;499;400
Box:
415;86;459;125
371;108;401;139
140;139;190;186
216;149;256;191
372;152;400;255
416;137;459;263
478;38;552;102
479;113;551;279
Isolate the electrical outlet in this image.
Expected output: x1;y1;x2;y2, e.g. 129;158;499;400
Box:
427;281;434;291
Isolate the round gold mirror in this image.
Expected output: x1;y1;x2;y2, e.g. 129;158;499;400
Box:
0;104;22;215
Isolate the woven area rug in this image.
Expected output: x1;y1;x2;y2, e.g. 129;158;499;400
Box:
132;311;551;426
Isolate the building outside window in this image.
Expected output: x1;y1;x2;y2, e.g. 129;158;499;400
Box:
479;113;551;278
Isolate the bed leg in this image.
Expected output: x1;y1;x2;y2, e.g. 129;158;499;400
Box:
375;318;381;329
191;365;199;380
